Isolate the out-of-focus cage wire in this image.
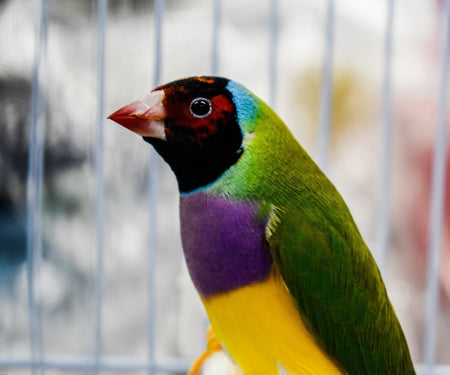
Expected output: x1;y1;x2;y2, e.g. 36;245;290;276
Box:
0;0;449;374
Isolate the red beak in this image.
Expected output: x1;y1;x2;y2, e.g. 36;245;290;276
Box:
108;90;166;140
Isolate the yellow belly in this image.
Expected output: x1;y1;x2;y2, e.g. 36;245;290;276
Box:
201;270;344;375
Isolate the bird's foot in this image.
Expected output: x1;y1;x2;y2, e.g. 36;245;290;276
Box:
187;326;222;375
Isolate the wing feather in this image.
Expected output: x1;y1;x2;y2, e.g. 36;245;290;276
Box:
267;202;415;375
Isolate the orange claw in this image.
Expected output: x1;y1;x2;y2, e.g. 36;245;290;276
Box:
187;326;223;375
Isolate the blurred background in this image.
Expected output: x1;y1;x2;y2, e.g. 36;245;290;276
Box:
0;0;449;374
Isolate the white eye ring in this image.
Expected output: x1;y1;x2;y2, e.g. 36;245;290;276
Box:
189;97;212;118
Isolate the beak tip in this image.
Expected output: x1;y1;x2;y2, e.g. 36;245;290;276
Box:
107;112;119;122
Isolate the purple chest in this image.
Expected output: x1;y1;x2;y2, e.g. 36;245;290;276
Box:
180;192;273;298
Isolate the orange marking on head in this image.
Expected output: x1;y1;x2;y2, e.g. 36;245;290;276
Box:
196;77;216;84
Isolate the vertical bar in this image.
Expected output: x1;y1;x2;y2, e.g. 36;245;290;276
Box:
269;0;279;108
375;0;395;274
153;0;163;88
423;0;450;372
316;0;335;172
212;0;221;75
27;0;48;374
93;0;108;373
148;1;163;374
147;152;159;375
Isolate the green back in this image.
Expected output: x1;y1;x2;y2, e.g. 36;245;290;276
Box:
208;88;415;374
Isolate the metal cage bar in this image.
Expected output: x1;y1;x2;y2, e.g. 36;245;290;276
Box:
423;0;450;371
147;1;164;374
0;355;191;372
375;0;395;274
26;0;48;373
212;0;221;75
93;0;108;373
2;355;450;374
316;0;335;172
269;0;279;109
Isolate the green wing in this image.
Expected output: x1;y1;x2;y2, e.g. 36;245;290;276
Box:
267;196;415;375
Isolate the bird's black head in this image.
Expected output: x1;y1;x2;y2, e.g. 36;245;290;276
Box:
109;76;244;193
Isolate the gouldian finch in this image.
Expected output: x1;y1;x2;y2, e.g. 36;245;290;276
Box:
109;76;415;375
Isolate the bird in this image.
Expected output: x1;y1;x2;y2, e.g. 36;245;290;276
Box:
108;76;415;375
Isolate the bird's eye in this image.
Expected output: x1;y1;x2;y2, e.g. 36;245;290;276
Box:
189;97;212;118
